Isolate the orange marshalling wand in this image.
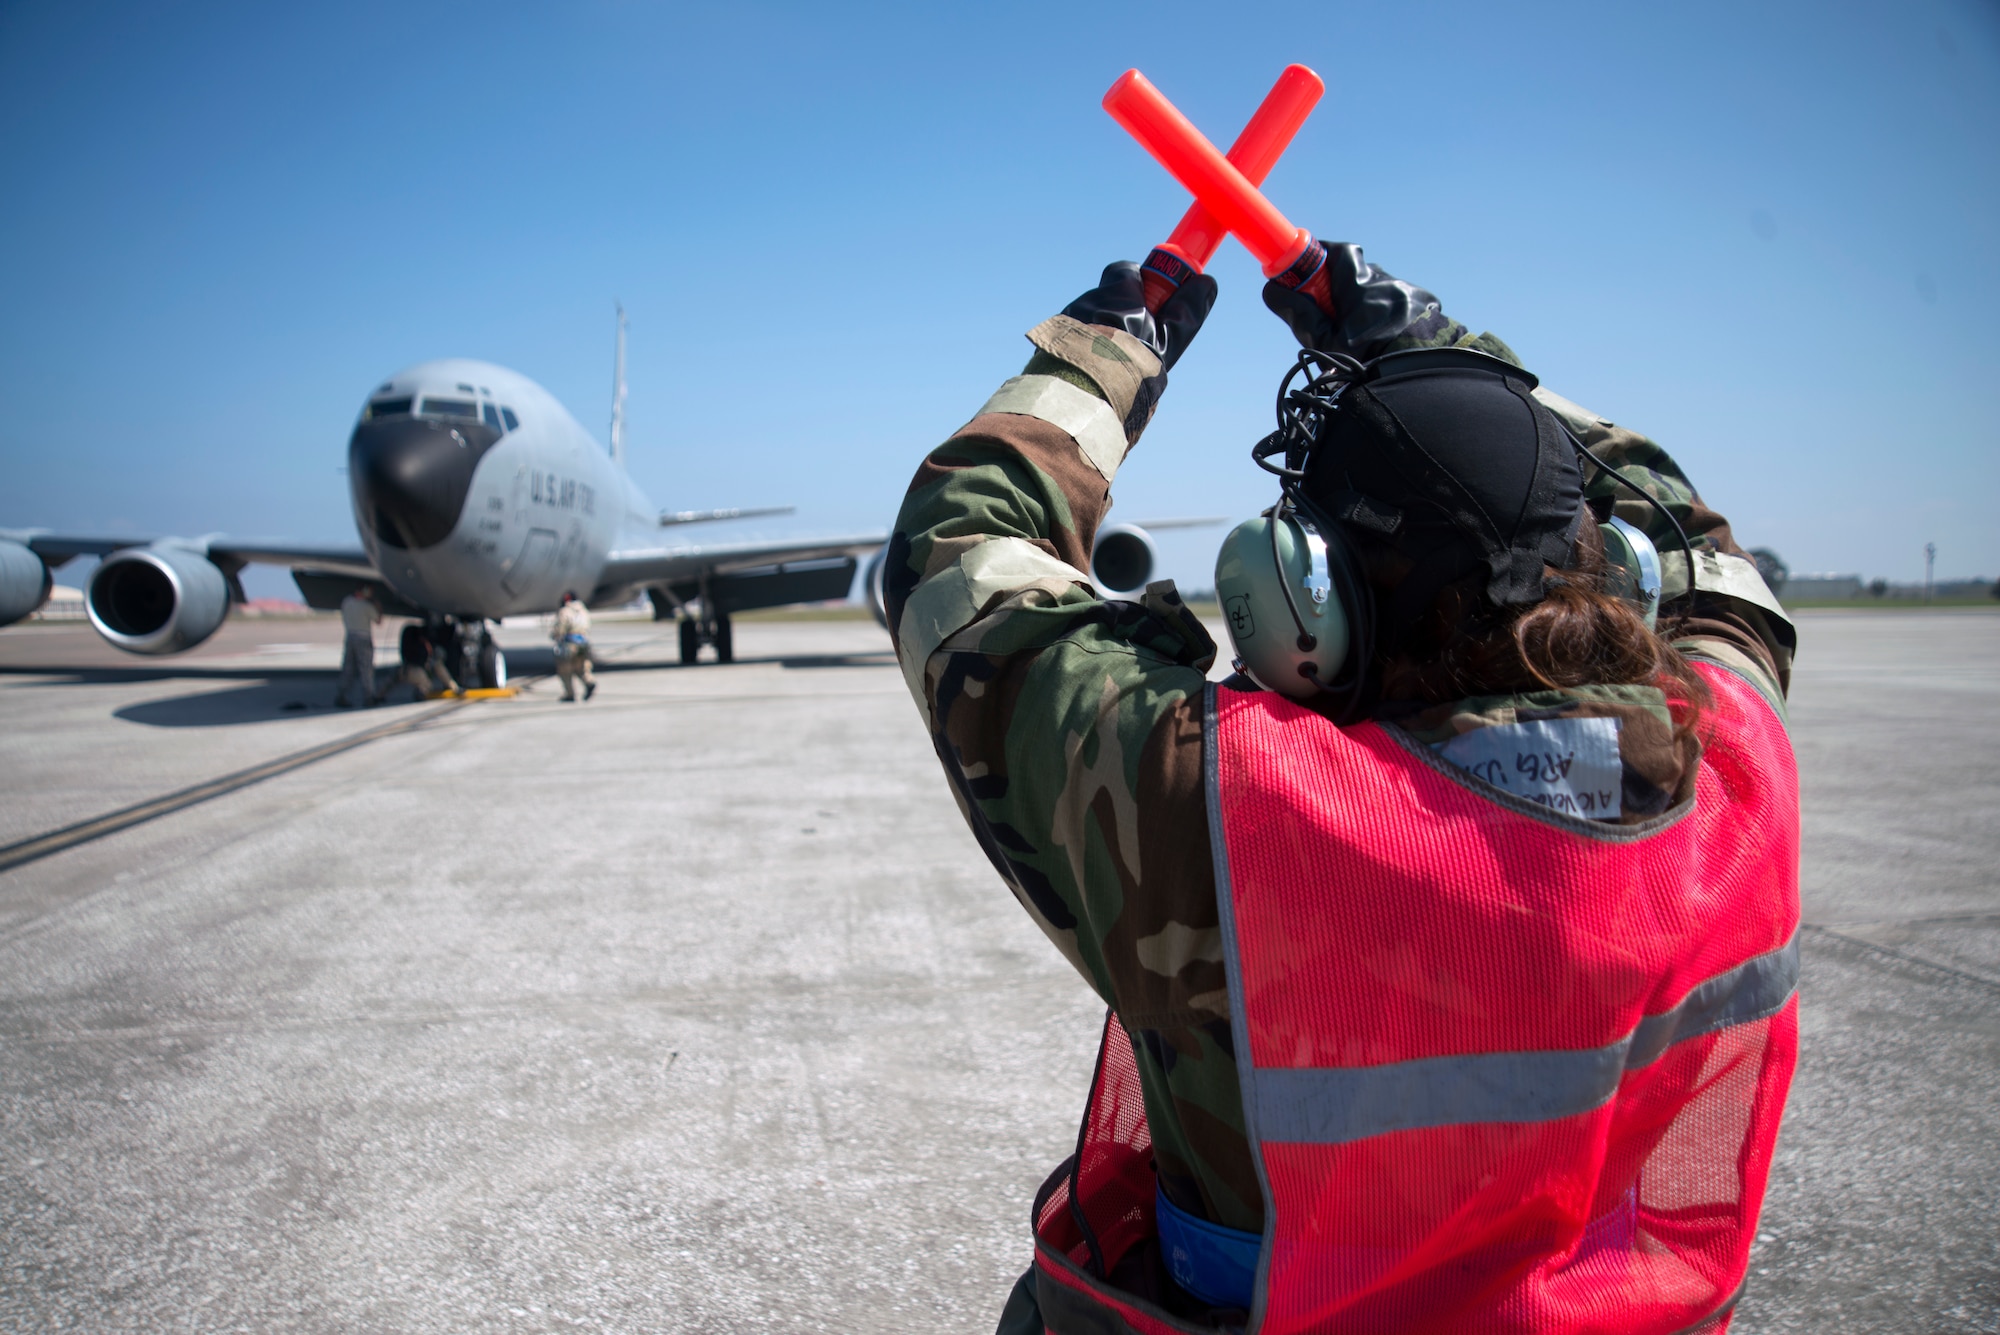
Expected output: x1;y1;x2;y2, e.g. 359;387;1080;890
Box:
1104;68;1337;316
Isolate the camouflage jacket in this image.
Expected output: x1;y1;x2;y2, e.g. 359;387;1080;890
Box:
885;306;1796;1235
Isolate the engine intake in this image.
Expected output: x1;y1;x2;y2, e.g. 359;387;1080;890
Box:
864;520;1162;637
0;539;52;626
864;547;890;630
87;544;230;655
1091;523;1158;595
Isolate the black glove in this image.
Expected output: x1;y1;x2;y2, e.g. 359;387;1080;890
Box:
1061;261;1218;373
1261;243;1446;361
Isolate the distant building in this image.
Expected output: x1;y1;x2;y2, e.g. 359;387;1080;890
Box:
1780;574;1994;604
1783;574;1863;600
29;585;87;621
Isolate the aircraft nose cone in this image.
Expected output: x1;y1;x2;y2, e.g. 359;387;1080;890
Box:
348;415;500;550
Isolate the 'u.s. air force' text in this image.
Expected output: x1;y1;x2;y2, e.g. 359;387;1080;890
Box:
529;471;595;516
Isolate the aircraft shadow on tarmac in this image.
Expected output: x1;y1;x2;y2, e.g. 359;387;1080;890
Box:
5;646;901;728
3;666;468;728
759;651;899;670
516;647;897;672
110;677;402;727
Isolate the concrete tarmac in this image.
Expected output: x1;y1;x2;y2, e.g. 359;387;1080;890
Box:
0;609;1994;1333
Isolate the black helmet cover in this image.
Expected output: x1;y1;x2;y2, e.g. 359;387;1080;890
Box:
1289;348;1582;652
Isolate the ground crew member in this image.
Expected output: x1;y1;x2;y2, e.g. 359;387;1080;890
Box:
887;246;1799;1334
335;585;381;708
552;591;596;701
395;618;458;700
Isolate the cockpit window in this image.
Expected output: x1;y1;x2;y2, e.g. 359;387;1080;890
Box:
419;397;479;419
481;402;503;431
367;397;413;419
501;407;520;431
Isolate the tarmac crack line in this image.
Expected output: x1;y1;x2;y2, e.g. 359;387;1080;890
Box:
0;975;1017;1045
1810;909;2000;926
0;700;470;876
0;704;505;951
1799;923;2000;994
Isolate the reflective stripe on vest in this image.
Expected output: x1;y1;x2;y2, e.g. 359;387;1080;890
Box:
1207;662;1800;1335
1253;935;1799;1145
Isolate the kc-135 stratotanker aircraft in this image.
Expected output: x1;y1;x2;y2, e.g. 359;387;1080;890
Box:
0;313;1197;682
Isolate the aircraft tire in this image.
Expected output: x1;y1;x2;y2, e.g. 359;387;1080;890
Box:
440;620;469;687
679;617;700;666
714;614;734;664
478;638;506;689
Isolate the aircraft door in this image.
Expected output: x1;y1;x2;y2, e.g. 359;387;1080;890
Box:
502;528;558;596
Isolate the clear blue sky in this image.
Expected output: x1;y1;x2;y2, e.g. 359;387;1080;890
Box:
4;0;1996;598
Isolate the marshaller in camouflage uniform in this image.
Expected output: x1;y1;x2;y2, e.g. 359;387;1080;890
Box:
553;591;596;702
888;244;1800;1334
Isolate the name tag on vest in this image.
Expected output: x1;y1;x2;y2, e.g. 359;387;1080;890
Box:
1436;716;1623;820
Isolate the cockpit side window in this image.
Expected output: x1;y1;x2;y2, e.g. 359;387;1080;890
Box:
501;407;520;431
367;397;413;419
419;397;479;419
481;402;504;431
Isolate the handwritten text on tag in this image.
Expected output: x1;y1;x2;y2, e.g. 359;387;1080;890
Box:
1437;716;1623;820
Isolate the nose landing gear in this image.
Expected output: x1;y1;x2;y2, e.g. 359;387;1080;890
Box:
476;629;507;689
434;616;507;689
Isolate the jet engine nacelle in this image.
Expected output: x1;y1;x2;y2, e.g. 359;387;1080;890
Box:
87;543;230;655
0;539;53;627
865;520;1161;632
865;545;890;630
1091;523;1158;596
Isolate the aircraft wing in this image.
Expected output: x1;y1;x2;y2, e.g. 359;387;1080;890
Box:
598;532;885;590
205;539;378;581
0;528;378;580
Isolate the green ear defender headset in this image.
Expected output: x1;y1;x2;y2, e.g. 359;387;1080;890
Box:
1598;515;1664;631
1216;347;1684;705
1214;499;1352;698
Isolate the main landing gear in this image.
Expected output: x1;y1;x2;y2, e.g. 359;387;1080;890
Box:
678;609;733;666
647;586;733;667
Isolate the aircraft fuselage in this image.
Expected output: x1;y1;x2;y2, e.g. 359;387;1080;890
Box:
349;359;650;619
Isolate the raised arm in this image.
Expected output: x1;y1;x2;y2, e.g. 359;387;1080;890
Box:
883;263;1224;1001
884;267;1270;1226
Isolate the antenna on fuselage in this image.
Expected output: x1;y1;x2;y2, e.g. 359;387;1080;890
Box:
610;302;628;469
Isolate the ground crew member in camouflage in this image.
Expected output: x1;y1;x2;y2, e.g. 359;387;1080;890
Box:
335;585;382;708
395;618;458;701
552;591;596;702
885;245;1794;1330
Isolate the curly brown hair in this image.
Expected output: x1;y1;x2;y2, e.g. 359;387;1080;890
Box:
1372;524;1711;744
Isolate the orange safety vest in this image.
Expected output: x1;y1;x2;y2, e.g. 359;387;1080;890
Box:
1032;663;1799;1334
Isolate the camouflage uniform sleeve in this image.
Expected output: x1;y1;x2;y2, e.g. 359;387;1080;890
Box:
1376;305;1525;366
1530;389;1796;717
884;315;1269;1231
